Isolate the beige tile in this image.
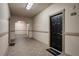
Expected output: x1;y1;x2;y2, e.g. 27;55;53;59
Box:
7;34;52;56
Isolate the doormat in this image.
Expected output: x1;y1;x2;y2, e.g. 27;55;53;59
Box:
46;48;61;56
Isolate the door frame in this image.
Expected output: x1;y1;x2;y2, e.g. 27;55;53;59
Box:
49;9;65;54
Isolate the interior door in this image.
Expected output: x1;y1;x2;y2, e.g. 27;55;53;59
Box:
50;13;63;52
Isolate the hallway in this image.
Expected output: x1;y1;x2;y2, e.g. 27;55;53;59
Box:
1;3;79;56
7;34;52;56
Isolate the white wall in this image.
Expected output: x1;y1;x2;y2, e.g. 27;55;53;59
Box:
33;3;79;55
10;16;32;40
15;21;27;34
0;3;10;55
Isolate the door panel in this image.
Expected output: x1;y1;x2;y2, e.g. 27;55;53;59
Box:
50;13;63;52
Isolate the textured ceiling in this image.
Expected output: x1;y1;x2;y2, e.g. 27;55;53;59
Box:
9;3;52;17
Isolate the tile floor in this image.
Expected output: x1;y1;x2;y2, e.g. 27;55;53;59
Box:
7;35;53;56
7;34;65;56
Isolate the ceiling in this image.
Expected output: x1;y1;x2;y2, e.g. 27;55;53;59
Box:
9;3;52;18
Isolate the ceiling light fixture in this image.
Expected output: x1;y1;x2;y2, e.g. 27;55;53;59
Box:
26;3;34;10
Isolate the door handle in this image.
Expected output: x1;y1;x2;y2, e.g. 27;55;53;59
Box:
57;33;62;35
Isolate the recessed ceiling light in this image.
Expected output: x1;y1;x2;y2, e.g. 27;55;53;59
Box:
26;3;34;10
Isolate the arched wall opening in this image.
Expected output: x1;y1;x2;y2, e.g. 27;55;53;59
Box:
15;20;30;37
9;16;32;44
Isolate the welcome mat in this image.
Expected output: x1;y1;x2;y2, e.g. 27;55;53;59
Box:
46;48;61;56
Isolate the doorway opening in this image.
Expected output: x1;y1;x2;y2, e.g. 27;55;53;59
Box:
47;10;65;56
15;21;30;38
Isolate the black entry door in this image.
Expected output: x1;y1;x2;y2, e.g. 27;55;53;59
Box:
50;13;63;52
